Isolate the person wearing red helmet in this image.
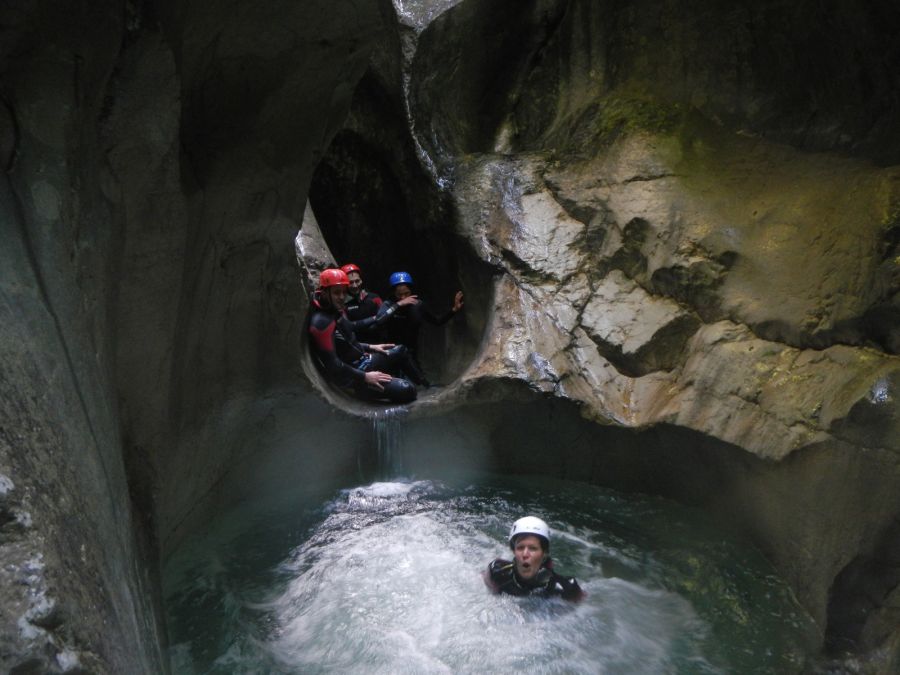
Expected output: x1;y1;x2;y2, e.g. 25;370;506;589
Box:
308;268;417;404
483;516;584;602
341;263;380;337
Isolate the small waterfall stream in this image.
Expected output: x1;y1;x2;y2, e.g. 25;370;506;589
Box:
370;407;408;480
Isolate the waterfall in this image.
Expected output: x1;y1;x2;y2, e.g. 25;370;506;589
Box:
370;407;408;480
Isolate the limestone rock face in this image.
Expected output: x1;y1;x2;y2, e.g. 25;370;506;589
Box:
300;0;900;667
444;144;899;459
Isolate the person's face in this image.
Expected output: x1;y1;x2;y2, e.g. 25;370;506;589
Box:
347;271;363;296
513;535;546;580
324;284;348;310
394;284;412;301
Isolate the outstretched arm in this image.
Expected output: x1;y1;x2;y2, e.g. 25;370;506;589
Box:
373;295;418;325
424;290;465;326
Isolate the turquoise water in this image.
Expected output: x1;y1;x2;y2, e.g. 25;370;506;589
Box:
163;474;817;674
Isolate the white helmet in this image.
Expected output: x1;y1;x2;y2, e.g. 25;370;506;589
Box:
508;516;551;550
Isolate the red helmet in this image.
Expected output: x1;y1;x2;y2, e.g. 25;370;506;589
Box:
319;268;350;288
341;263;361;276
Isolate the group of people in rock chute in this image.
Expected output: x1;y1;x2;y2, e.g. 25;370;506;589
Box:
307;263;465;404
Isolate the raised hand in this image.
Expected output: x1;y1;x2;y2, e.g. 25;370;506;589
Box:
452;290;464;312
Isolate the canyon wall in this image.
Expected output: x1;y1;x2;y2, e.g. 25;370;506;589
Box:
1;0;899;672
0;0;387;671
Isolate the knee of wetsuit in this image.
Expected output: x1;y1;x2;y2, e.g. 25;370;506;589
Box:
386;344;408;358
384;377;417;404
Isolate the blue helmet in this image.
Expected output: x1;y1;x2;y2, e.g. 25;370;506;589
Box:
389;271;414;287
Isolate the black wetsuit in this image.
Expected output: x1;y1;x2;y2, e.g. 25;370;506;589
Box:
378;299;457;352
345;289;385;343
307;294;417;403
485;558;584;602
376;298;459;385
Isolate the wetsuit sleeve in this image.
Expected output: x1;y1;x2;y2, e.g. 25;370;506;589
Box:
484;558;515;595
349;315;379;332
483;560;503;594
420;302;457;326
373;300;399;325
309;313;366;383
552;573;585;602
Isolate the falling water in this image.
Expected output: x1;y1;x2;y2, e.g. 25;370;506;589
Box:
370;407;408;480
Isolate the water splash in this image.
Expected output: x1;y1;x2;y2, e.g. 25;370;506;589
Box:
868;377;891;405
164;476;818;674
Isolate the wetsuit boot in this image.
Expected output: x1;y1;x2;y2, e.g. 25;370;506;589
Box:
361;346;419;403
401;351;430;387
371;345;429;387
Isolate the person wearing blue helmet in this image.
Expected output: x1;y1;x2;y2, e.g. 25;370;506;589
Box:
484;516;584;602
376;271;464;387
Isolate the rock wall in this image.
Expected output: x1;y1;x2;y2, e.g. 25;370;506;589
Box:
302;0;900;669
0;0;387;671
2;0;900;672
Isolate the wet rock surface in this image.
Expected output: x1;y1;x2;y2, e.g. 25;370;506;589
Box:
1;0;386;672
302;0;900;669
2;0;900;672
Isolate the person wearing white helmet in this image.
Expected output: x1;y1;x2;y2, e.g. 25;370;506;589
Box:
483;516;584;601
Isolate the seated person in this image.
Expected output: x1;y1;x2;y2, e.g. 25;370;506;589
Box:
307;268;417;404
376;271;464;386
340;263;387;342
484;516;584;602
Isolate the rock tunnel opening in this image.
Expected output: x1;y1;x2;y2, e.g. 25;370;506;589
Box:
303;130;489;392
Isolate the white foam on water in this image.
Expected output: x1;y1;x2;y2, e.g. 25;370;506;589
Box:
347;481;416;499
164;477;816;674
257;487;719;675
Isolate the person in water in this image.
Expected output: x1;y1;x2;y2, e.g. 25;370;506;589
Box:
376;271;464;387
307;268;418;404
484;516;584;602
